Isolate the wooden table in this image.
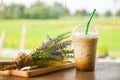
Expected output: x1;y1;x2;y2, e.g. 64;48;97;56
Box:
0;62;120;80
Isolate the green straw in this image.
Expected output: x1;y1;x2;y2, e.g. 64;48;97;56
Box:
85;9;96;35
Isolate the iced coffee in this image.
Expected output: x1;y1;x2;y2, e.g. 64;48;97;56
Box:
72;25;99;71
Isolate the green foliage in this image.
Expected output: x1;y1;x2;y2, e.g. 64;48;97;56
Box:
94;12;99;17
75;9;89;17
0;1;70;19
116;10;120;16
0;1;119;19
0;4;25;19
27;1;51;19
32;59;67;68
51;2;69;18
104;10;112;17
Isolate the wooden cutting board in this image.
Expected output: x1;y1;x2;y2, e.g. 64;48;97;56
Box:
0;63;75;77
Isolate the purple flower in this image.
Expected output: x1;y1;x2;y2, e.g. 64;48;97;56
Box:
50;55;64;60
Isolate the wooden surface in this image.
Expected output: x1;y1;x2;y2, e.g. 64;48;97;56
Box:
11;63;74;77
0;62;120;80
0;62;74;77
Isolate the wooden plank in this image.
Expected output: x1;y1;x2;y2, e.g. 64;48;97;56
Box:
0;63;75;77
0;70;10;76
11;63;74;77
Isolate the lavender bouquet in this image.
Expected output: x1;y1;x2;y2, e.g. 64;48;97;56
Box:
0;32;73;70
30;32;73;68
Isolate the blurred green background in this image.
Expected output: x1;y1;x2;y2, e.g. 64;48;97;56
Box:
0;18;120;58
0;0;120;59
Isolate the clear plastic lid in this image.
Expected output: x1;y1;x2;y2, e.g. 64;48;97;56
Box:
72;24;99;38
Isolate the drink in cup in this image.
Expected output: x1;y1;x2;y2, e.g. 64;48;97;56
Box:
72;25;99;71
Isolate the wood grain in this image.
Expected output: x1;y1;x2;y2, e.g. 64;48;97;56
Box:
0;63;75;77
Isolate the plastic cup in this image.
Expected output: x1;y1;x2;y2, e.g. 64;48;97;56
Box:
72;24;99;71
